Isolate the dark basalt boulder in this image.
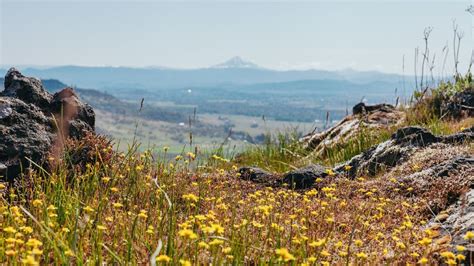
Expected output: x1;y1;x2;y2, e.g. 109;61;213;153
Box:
443;125;474;143
2;68;52;109
0;98;54;180
282;164;329;189
0;68;95;180
238;167;282;187
352;102;395;115
392;126;440;147
238;167;273;182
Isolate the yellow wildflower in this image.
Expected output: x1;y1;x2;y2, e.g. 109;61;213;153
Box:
97;225;107;231
113;202;124;208
179;260;191;266
26;238;42;248
83;206;94;213
325;169;335;176
4;226;17;234
178;229;198;240
275;248;295;262
418;237;431;246
410;252;420;258
252;221;264;228
309;238;326;248
446;259;457;265
156;254;171;262
46;205;57;211
440;251;455;260
354;239;363;247
187;152;196;160
182;193;199;203
418;257;428;264
396;242;406;249
138;210;148;219
205;223;224;235
146;225;155;234
209;239;224;246
5;237;16;243
320;250;330;257
464;231;474;240
32;199;43;207
198;241;209;249
21;226;33;234
21;255;38;265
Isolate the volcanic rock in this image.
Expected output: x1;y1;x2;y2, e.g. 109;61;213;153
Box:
0;68;95;180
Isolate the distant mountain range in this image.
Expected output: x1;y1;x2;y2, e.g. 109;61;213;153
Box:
0;57;410;92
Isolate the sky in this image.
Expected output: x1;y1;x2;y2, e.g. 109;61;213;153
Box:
0;0;473;74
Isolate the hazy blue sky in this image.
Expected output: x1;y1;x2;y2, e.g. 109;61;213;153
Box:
1;0;473;74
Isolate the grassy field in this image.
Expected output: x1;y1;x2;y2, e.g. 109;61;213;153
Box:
198;114;316;137
95;109;316;154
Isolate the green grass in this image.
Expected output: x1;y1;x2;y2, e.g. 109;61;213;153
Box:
234;130;307;173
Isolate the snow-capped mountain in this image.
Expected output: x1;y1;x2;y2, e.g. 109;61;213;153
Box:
211;56;260;69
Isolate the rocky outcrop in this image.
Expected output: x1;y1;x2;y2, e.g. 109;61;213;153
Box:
440;188;474;260
337;126;473;178
352;102;396;115
301;102;405;153
282;164;329;189
238;167;282;187
239;167;273;183
0;68;95;180
380;147;474;259
239;126;473;190
402;156;474;179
